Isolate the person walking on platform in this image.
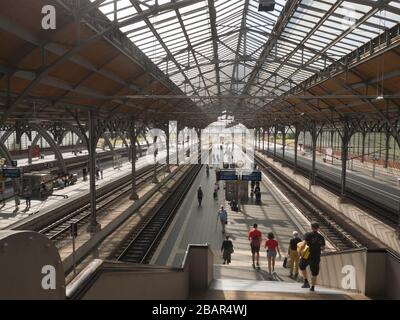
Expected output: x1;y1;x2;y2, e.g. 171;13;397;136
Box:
264;232;281;276
197;186;203;207
217;205;228;233
221;235;234;265
248;223;262;269
82;167;87;181
298;222;325;292
23;185;32;209
288;231;302;278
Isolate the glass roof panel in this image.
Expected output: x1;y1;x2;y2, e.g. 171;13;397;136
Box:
89;0;398;108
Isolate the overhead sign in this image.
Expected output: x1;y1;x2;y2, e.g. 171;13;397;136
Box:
216;170;262;182
242;171;262;182
216;170;237;181
1;168;22;178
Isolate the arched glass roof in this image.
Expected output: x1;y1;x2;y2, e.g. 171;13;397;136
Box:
90;0;400;110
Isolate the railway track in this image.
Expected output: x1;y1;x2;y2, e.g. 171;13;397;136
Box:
113;164;202;264
39;165;166;244
263;151;399;228
256;155;362;251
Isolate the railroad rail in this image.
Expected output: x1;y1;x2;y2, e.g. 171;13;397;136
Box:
262;150;399;228
256;155;364;251
40;165;166;244
113;164;202;264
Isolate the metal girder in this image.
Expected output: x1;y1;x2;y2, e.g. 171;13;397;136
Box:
241;0;302;95
254;0;392;100
128;0;206;105
0;140;13;165
0;0;205;124
207;0;221;95
172;0;211;97
29;123;68;174
229;0;250;94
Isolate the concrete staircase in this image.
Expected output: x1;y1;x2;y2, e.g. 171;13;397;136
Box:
190;265;368;300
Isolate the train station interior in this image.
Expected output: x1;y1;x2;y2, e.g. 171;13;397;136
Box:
0;0;399;302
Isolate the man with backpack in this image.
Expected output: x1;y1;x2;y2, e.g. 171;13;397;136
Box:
298;222;326;291
248;223;262;269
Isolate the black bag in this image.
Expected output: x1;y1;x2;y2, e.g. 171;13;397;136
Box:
283;257;288;268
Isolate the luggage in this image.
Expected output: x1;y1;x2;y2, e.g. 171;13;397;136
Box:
283;257;288;268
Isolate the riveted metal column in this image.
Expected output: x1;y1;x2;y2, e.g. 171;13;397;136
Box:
262;127;265;152
294;126;300;170
130;120;139;200
258;128;261;151
166;125;171;173
384;131;390;168
267;128;270;154
282;126;286;161
310;123;317;187
340;125;350;201
196;128;201;165
87;110;101;233
273;126;277;159
176;127;179;165
361;132;366;163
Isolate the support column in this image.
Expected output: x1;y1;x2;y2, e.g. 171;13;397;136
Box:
267;129;270;154
384;131;390;168
262;128;265;152
282;126;286;161
310;123;317;187
130;120;139;200
176;127;179;165
166;125;171;173
360;132;366;163
294;126;300;170
87;111;101;233
273;126;277;159
340;125;350;201
258;128;261;151
196;128;201;165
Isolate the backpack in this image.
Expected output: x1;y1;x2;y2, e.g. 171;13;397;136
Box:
297;241;310;260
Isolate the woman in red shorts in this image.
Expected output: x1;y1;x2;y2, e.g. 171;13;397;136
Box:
265;232;281;275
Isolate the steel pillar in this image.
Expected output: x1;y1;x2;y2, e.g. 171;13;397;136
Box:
166;125;171;173
294;126;300;170
340;125;350;201
176;128;179;165
87;111;101;233
262;128;265;152
129;120;139;200
196;128;201;165
282;126;286;161
384;131;390;168
361;131;366;163
273;127;277;159
310;124;317;187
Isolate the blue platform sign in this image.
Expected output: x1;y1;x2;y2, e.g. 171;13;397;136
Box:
1;168;22;178
242;171;262;181
216;170;237;181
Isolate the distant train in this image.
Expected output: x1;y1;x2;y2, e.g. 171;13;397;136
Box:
21;172;54;200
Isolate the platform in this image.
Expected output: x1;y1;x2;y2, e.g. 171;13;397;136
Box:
267;142;400;189
151;147;335;285
257;151;400;254
0;150;167;229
